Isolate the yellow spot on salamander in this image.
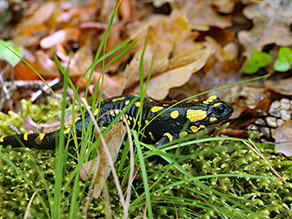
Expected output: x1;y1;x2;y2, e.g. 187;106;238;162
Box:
94;108;99;115
115;109;120;115
0;136;5;142
207;95;217;102
190;125;206;133
214;103;222;107
179;131;188;138
209;117;217;122
74;117;81;123
186;109;207;123
149;132;155;141
112;97;125;102
151;106;163;113
145;120;149;125
163;132;173;142
135;102;141;107
163;103;169;106
24;133;28;141
39;133;45;140
125;100;130;105
64;127;71;134
203;96;218;104
35;133;46;145
170;110;179;119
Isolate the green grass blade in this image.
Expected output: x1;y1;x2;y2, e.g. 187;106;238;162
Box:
133;131;153;218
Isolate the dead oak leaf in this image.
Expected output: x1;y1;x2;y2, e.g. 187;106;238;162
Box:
273;120;292;156
238;1;292;57
144;42;212;100
264;77;292;96
13;2;57;47
123;10;193;90
80;123;126;199
181;0;232;31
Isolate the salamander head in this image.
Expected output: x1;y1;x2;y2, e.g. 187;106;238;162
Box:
185;95;233;128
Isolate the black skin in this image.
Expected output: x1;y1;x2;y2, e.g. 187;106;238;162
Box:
0;95;233;149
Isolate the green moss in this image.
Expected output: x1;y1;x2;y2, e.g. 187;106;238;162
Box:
0;101;292;218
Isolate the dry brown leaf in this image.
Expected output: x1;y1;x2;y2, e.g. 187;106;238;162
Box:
80;123;126;199
144;42;212;100
123;11;193;90
68;42;93;76
209;0;237;13
13;2;57;47
181;0;232;31
205;36;238;62
15;2;57;35
273;120;292;156
264;77;292;96
79;71;123;98
34;50;59;77
238;1;292;56
40;29;77;49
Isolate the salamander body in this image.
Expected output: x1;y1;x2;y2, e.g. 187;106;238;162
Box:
0;95;233;149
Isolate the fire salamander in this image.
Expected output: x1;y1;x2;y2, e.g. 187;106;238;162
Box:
0;95;233;149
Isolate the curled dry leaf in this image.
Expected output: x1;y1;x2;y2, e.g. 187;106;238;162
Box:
145;42;212;100
209;0;237;13
40;28;78;49
123;10;193;90
80;123;126;199
238;1;292;56
273;120;292;156
181;0;232;31
68;42;93;76
264;77;292;96
13;2;57;47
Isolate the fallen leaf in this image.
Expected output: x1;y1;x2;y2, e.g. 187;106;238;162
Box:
264;77;292;96
68;41;93;76
80;123;126;199
40;28;77;49
238;1;292;57
34;50;59;77
181;0;232;31
144;42;212;100
273;120;292;156
79;71;123;98
209;0;237;13
14;2;57;35
123;10;193;90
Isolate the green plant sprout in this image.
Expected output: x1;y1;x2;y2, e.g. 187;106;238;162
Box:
273;47;292;72
0;39;22;66
243;49;272;74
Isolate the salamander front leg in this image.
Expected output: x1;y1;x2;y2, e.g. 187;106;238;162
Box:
156;132;177;146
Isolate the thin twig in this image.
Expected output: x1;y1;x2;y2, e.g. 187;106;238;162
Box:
243;138;287;183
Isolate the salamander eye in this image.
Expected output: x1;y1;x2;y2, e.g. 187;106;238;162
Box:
214;105;225;114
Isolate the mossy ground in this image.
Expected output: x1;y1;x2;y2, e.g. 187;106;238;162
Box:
0;100;292;218
1;138;292;218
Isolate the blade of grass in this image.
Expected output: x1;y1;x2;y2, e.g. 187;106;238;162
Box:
53;62;69;219
132;131;153;218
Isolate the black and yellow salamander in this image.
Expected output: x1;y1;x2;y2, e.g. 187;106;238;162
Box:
0;95;233;149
